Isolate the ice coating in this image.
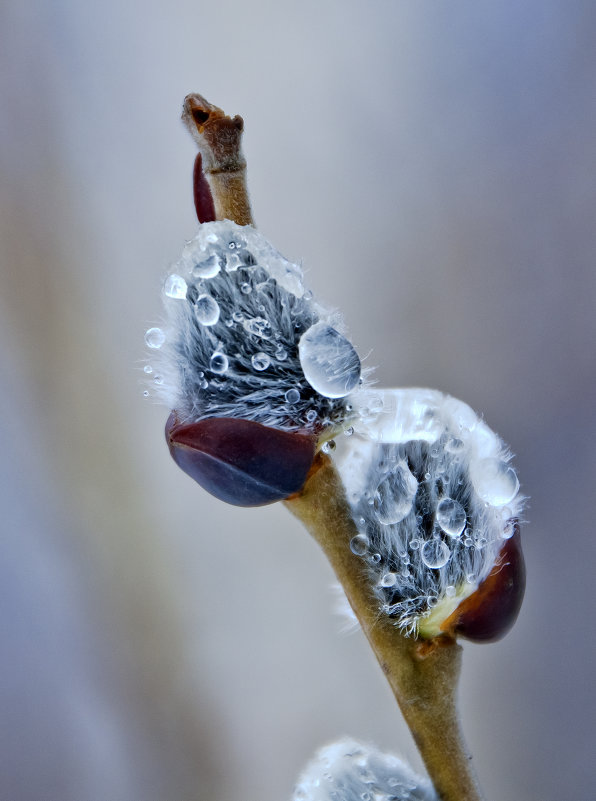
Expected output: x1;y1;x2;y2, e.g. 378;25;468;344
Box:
145;221;364;429
329;388;524;636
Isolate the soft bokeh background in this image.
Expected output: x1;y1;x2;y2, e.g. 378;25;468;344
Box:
1;2;595;800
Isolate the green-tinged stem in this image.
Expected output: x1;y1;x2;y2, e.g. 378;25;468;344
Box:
182;93;254;226
286;455;485;801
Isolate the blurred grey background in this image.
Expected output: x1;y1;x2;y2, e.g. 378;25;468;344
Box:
1;2;595;800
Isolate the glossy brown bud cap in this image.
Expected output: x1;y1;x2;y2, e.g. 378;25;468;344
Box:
441;525;526;642
166;413;317;506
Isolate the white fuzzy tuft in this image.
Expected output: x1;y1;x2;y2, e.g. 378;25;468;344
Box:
328;388;525;636
293;738;437;801
144;221;365;432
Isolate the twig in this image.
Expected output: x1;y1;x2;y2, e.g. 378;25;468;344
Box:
286;455;485;801
182;93;253;226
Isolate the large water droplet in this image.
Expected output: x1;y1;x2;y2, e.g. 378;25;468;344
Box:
374;462;418;524
470;458;519;506
436;497;466;537
145;327;165;349
195;294;220;326
251;352;270;371
163;273;187;299
350;534;369;556
209;352;228;374
193;254;221;278
298;322;361;398
421;539;451;569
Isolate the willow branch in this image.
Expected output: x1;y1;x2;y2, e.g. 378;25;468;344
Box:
182;93;254;226
286;456;485;801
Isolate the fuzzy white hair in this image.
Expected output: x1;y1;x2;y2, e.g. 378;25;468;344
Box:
329;388;525;636
293;738;437;801
145;221;364;431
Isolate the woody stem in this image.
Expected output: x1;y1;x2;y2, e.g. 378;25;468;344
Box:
182;93;254;226
286;456;485;801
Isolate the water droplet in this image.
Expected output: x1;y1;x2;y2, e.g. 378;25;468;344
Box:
350;534;369;556
322;439;336;453
446;584;456;597
470;458;519;506
143;365;153;374
153;374;164;385
369;552;381;564
145;327;165;349
345;426;354;436
244;317;271;338
193;254;221;278
285;388;300;404
163;273;187;299
240;282;252;294
421;539;451;569
436;497;466;537
143;390;149;397
380;572;397;587
409;538;421;550
298;322;361;398
209;352;228;374
464;537;473;547
374;462;418;525
276;347;288;361
251;352;270;371
502;519;516;539
306;409;318;423
195;294;220;326
445;436;465;454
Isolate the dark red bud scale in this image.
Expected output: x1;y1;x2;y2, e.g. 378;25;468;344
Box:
166;413;317;506
442;525;526;642
193;153;216;223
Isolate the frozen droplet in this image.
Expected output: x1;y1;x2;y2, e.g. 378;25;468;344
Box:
350;534;369;556
276;347;288;361
380;572;397;588
193;254;221;278
409;538;421;550
464;536;473;547
153;374;164;385
251;352;270;371
145;327;165;349
143;390;149;397
436;497;466;537
285;388;300;404
163;273;187;299
502;519;516;539
322;440;336;453
298;322;361;398
306;409;318;423
470;458;519;506
209;352;228;374
195;294;220;326
374;462;418;525
446;584;456;597
143;365;153;374
240;282;252;294
421;539;451;569
369;552;381;564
